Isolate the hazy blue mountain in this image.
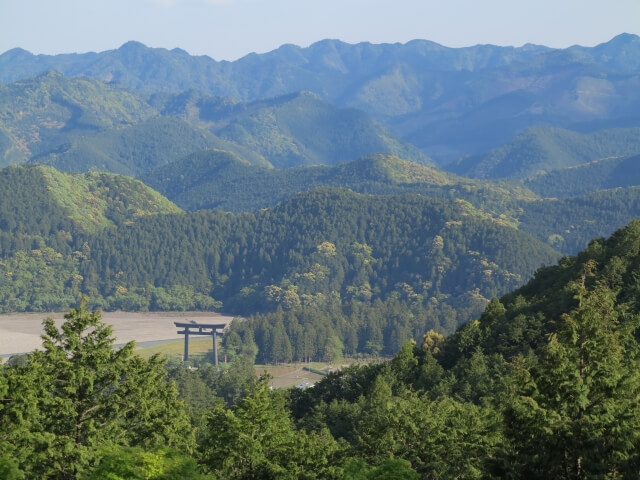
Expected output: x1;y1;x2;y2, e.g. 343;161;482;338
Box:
149;89;433;167
565;32;640;72
210;91;433;167
0;39;553;98
448;125;640;179
3;35;640;163
2;71;431;172
31;116;271;175
524;153;640;198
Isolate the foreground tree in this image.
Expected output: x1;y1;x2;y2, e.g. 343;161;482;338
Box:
0;303;194;479
199;376;344;479
82;445;209;480
502;272;640;478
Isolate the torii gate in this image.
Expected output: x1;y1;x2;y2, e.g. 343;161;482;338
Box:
175;321;226;365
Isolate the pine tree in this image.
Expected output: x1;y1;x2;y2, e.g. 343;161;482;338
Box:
199;377;342;479
503;268;640;478
0;303;194;478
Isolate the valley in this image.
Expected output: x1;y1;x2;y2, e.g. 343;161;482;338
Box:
2;32;640;478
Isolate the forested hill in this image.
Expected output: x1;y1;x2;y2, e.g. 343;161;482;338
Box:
449;125;640;180
0;164;179;246
3;205;640;479
284;217;640;479
0;71;426;171
524;153;640;198
142;151;529;213
445;217;640;362
79;188;559;320
0;181;560;332
151;90;433;168
141;150;640;256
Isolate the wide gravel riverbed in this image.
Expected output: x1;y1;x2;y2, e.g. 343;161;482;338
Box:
0;311;234;357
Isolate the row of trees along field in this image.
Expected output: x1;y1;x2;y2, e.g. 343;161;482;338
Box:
3;219;640;478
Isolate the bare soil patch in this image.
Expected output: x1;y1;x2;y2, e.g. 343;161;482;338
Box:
0;311;234;357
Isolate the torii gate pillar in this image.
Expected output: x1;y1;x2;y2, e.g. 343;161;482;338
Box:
175;321;226;365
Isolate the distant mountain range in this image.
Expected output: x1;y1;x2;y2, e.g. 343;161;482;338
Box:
0;71;427;172
2;34;640;163
0;36;639;258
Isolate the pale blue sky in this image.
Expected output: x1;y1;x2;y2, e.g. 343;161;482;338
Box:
2;0;639;60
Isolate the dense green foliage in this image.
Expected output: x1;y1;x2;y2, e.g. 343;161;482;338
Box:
286;219;640;478
0;174;561;328
143;151;531;215
0;164;179;236
0;304;194;478
3;214;640;479
518;186;640;253
76;189;558;324
143;150;640;256
0;164;179;252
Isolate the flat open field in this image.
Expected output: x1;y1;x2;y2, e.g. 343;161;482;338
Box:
0;311;234;357
257;365;326;389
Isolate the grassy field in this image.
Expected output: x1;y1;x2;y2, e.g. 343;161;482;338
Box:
136;340;372;389
135;338;213;360
135;338;376;389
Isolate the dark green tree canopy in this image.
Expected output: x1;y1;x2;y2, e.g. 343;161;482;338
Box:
0;303;194;479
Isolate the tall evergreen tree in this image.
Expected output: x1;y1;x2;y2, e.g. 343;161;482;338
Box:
502;267;640;478
0;303;194;478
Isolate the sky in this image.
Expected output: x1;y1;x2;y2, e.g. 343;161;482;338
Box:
2;0;639;61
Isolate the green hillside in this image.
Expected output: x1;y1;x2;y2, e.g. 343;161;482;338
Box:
31;116;271;175
0;180;559;325
4;205;640;480
142;149;326;211
517;186;640;252
443;217;640;362
524;153;640;197
284;217;640;478
0;70;153;166
0;164;180;243
449;125;640;179
144;152;531;221
144;150;640;256
162;90;433;168
1;72;434;173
